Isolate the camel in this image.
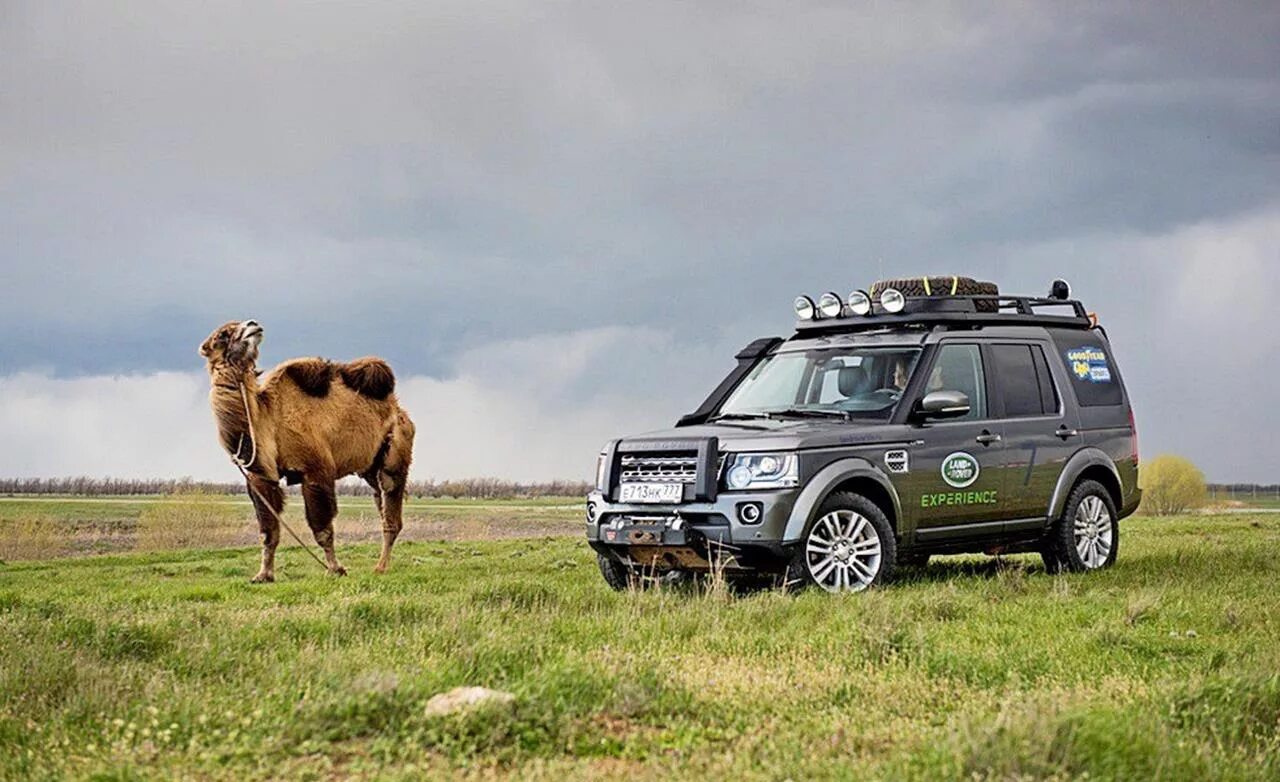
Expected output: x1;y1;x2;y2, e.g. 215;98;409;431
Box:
199;320;416;582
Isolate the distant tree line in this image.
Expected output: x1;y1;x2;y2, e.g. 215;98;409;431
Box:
0;476;593;499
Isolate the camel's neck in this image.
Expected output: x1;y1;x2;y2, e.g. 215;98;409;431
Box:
208;365;267;468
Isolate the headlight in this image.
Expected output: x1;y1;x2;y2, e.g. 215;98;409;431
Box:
595;452;608;491
724;453;799;490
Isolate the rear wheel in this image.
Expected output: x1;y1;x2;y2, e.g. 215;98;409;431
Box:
1042;480;1119;574
785;492;896;593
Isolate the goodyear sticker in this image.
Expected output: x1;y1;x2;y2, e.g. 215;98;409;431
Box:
1066;346;1112;384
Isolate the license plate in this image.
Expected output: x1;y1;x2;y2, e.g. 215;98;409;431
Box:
619;483;683;504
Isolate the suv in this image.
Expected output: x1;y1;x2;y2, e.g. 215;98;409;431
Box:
586;277;1140;593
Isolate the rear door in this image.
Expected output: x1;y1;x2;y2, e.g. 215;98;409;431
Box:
987;341;1080;523
905;343;1009;542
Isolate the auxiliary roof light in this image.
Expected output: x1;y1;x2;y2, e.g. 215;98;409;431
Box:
817;292;844;319
880;288;907;314
794;295;817;321
1050;278;1072;301
846;290;873;316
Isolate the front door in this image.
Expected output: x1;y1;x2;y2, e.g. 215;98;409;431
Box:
903;343;1010;542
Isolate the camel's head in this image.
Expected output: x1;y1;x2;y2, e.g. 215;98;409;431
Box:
199;320;264;373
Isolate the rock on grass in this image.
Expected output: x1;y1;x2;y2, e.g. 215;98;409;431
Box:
425;687;515;717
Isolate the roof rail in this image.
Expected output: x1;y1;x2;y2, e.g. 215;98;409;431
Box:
794;295;1093;334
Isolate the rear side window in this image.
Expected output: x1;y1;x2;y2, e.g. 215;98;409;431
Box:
991;344;1059;418
1052;333;1124;407
1032;347;1060;413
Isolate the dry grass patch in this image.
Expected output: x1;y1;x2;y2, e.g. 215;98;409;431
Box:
0;512;67;561
134;492;251;552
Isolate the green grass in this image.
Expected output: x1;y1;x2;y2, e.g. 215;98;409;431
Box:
2;514;1279;779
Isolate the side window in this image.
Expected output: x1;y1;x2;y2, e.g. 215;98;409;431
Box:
1032;346;1060;414
928;344;987;420
992;344;1058;418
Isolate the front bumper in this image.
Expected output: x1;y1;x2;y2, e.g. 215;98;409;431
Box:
585;488;802;571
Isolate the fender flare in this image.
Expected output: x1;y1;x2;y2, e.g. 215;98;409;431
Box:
1047;448;1121;520
782;457;903;544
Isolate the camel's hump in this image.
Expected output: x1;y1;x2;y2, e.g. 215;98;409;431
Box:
339;357;396;400
283;358;335;398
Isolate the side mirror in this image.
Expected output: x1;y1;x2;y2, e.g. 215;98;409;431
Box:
915;390;971;420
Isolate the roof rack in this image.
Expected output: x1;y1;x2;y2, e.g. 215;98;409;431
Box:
794;295;1093;334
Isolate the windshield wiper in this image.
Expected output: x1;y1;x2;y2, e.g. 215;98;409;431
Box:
708;412;771;423
765;408;853;421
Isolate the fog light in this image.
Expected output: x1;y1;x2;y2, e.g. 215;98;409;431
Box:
881;288;906;314
794;295;816;321
586;502;598;523
817;292;843;319
847;290;873;316
737;503;763;525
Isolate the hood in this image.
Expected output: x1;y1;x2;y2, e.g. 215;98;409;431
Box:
620;419;916;453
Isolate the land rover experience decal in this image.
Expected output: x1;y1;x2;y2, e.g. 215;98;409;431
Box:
920;451;999;508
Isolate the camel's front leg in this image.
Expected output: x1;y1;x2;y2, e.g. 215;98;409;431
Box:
247;475;284;583
374;471;407;574
302;475;346;576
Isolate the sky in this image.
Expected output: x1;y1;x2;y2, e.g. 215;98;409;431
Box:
2;1;1278;483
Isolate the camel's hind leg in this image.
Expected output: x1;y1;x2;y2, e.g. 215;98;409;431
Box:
247;475;284;583
302;475;347;576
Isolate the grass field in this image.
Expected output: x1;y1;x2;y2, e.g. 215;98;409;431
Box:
2;512;1279;780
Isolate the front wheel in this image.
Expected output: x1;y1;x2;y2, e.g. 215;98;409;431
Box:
785;492;897;593
1042;480;1119;574
597;553;696;591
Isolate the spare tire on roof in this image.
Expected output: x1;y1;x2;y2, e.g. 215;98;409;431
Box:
870;276;1000;312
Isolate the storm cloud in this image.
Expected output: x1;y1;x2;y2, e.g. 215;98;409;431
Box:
2;1;1278;481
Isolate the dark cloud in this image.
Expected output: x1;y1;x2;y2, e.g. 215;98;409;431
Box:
2;1;1278;479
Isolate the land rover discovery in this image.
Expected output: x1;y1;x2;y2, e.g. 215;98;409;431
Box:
586;276;1140;593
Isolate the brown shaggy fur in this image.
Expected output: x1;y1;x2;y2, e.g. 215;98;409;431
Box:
200;321;416;582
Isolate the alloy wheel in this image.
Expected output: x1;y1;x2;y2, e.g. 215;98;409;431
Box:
1073;495;1114;569
805;509;883;593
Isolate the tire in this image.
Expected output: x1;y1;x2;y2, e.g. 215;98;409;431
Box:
597;552;634;591
785;492;897;593
1041;480;1119;574
597;553;695;592
871;276;1000;312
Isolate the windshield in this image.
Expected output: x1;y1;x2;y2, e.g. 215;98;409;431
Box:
715;347;922;421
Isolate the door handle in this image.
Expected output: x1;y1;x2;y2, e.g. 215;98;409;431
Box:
976;431;1002;446
1055;426;1080;440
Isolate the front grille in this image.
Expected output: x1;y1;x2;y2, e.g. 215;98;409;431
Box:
618;453;728;485
619;453;699;484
